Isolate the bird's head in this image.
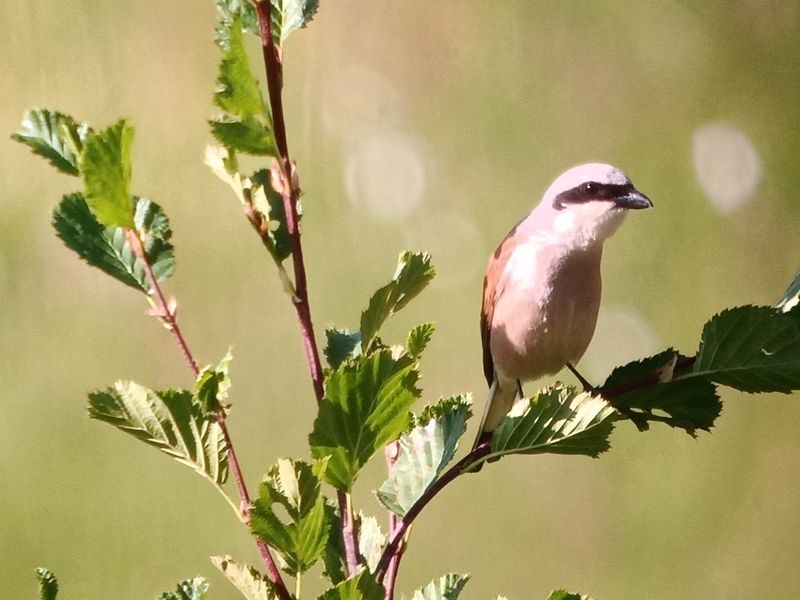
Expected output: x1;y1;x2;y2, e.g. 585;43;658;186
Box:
535;163;652;250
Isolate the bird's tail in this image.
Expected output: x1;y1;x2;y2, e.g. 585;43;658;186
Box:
472;378;519;452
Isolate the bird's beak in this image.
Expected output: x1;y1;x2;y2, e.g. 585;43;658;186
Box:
614;190;653;210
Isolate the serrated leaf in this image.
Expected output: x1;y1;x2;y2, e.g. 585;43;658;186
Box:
214;0;259;50
36;568;58;600
547;590;594;600
693;305;800;392
210;119;277;156
378;396;471;517
325;328;362;369
88;381;228;485
778;267;800;314
318;571;384;600
603;353;721;434
409;573;470;600
212;556;276;600
406;323;435;359
321;503;347;585
53;193;174;294
80;120;135;228
196;349;234;414
250;458;329;573
360;252;435;352
13;109;91;176
158;578;209;600
357;515;386;573
310;350;421;490
486;384;616;463
271;0;320;47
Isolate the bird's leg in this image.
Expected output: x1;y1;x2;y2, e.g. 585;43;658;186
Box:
566;362;595;392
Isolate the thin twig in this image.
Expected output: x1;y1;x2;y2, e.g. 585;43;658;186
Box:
126;229;293;600
254;0;361;577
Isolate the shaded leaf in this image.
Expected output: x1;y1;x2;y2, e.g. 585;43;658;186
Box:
53;193;174;293
158;578;209;600
271;0;320;47
80;119;135;228
547;591;594;600
693;306;800;392
360;252;435;352
36;568;58;600
310;350;420;490
212;556;275;600
357;515;386;573
409;573;470;600
196;349;234;414
250;458;329;573
777;267;800;314
378;396;471;517
317;571;384;600
321;503;347;585
406;323;435;359
324;328;362;370
210;119;276;156
486;384;616;463
88;381;228;485
13;109;91;176
249;169;294;261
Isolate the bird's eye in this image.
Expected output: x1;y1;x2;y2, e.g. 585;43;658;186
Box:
582;182;599;196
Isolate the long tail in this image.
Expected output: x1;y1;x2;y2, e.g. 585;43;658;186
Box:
472;378;519;451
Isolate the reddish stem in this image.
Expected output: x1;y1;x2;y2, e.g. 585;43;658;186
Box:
127;229;292;600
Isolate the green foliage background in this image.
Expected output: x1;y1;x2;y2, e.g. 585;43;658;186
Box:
2;1;799;598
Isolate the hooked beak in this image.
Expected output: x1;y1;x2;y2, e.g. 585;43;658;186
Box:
614;190;653;210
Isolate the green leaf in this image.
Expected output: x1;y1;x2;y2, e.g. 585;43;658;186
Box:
486;384;616;463
271;0;320;47
36;568;58;600
53;193;175;294
214;0;259;50
249;169;295;261
214;17;267;118
694;305;800;392
547;590;594;600
406;323;435;359
80;120;135;228
603;352;721;434
212;556;275;600
409;573;470;600
88;381;228;485
357;515;386;573
324;328;362;369
778;267;800;314
318;571;384;600
310;350;421;490
210;119;277;156
250;458;329;573
196;349;234;414
378;396;471;517
158;578;209;600
13;109;91;176
360;252;435;352
321;503;347;585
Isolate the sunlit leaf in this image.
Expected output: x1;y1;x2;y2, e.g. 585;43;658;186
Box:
196;349;234;414
250;458;329;573
88;381;228;485
357;515;385;573
35;568;58;600
694;305;800;392
778;267;800;314
214;0;259;50
270;0;320;47
310;350;420;490
80;119;135;228
317;571;384;600
158;578;209;600
406;323;435;359
212;556;276;600
409;573;470;600
53;193;175;294
486;384;616;463
13;109;91;176
378;396;471;516
249;169;294;261
210;119;276;156
547;590;594;600
324;328;362;370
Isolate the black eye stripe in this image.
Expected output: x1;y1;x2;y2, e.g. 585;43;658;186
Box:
553;182;634;209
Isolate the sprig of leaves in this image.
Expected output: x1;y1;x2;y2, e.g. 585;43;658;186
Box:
409;573;470;600
212;556;275;600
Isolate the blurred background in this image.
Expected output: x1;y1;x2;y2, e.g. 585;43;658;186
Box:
2;1;800;598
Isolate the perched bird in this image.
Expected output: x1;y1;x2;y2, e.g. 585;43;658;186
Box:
475;163;652;448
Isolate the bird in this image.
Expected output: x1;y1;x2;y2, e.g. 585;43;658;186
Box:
475;162;652;449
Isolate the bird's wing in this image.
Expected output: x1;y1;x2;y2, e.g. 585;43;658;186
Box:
481;223;520;385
